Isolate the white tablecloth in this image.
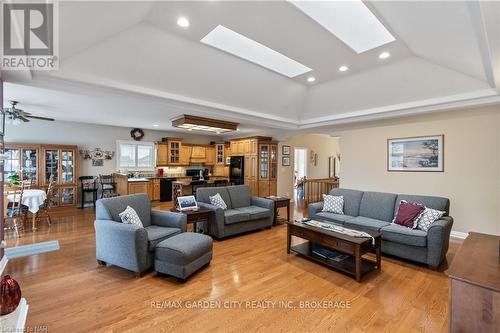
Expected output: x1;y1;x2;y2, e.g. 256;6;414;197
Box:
7;189;47;214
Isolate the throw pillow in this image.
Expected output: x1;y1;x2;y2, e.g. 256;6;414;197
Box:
322;194;344;214
416;207;445;231
119;206;143;227
393;200;425;228
209;193;227;210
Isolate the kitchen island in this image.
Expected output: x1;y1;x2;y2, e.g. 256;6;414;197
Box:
172;177;229;204
114;173;228;202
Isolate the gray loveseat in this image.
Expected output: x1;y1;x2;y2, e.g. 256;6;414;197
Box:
94;194;187;275
196;185;274;239
308;188;453;268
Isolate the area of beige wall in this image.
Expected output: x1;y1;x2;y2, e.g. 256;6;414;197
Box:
277;134;340;200
335;106;500;235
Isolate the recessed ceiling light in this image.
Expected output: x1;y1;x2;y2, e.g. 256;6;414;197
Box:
200;25;312;78
307;76;316;83
177;17;190;28
153;124;159;127
379;52;390;59
338;65;349;72
289;0;395;53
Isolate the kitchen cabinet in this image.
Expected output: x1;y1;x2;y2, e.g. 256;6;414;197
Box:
230;141;237;156
205;146;215;165
156;143;168;166
215;143;225;165
228;137;276;196
128;182;150;199
180;145;192;165
167;139;182;165
152;179;160;201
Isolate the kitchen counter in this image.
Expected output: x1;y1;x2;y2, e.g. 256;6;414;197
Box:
172;178;229;203
127;177;149;182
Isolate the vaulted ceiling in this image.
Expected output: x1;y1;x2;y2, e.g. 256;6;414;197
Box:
3;0;500;137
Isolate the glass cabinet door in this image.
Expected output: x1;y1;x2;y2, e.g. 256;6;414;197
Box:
169;141;180;164
270;145;277;179
61;150;74;184
21;148;37;184
49;187;59;207
45;149;59;184
61;187;75;205
4;148;20;180
260;145;269;179
216;144;224;164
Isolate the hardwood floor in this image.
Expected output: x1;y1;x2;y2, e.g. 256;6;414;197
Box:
4;203;461;333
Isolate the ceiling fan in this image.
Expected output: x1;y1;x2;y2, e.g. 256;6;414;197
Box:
2;100;55;124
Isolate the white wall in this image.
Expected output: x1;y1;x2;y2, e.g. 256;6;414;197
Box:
5;120;218;177
334;105;500;235
277;134;341;199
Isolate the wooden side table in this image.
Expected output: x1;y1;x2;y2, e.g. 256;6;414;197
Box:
265;197;291;226
170;207;213;235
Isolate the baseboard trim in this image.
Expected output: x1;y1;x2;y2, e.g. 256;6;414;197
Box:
450;231;468;240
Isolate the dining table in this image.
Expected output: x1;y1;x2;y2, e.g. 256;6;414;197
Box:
7;189;47;231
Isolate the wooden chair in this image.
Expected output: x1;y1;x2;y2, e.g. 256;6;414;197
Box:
35;174;55;227
99;174;117;198
4;183;27;238
79;176;98;208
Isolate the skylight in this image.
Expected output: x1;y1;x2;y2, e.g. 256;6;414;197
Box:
200;25;312;78
289;0;395;54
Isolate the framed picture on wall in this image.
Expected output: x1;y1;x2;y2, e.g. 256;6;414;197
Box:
387;135;444;172
282;145;290;155
282;156;290;166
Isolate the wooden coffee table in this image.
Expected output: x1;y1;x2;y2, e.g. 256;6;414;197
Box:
287;221;381;282
170;207;213;235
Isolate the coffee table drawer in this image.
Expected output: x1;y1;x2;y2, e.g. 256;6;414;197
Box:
290;225;317;239
319;235;355;255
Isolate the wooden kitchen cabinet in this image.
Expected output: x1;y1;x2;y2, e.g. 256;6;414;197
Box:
128;182;150;199
167;139;182;165
152;179;160;201
156;143;168;166
215;143;225;164
205;146;215;165
180;145;192;165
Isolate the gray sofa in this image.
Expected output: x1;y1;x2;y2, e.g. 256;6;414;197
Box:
308;188;453;268
196;185;274;239
94;194;187;275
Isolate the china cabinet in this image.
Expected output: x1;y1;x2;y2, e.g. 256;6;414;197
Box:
4;143;78;207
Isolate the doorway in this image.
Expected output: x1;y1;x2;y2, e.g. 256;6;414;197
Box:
294;147;307;201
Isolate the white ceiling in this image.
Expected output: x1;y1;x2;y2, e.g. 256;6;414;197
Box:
2;0;500;137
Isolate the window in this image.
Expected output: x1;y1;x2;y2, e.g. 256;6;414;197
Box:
117;141;155;170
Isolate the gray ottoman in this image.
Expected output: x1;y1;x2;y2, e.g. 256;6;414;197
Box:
155;232;213;281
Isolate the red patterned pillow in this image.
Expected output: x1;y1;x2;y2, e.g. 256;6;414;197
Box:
393;200;425;228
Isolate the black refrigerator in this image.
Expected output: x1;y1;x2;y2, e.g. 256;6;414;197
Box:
229;156;244;185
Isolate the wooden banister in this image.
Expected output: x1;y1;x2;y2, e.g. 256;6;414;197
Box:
303;178;339;204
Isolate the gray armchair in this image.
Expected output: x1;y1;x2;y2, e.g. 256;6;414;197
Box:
94;194;187;275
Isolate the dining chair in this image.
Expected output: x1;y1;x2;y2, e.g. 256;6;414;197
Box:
4;183;27;238
99;174;117;198
35;174;55;227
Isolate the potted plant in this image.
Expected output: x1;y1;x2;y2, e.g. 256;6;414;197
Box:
7;174;20;187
